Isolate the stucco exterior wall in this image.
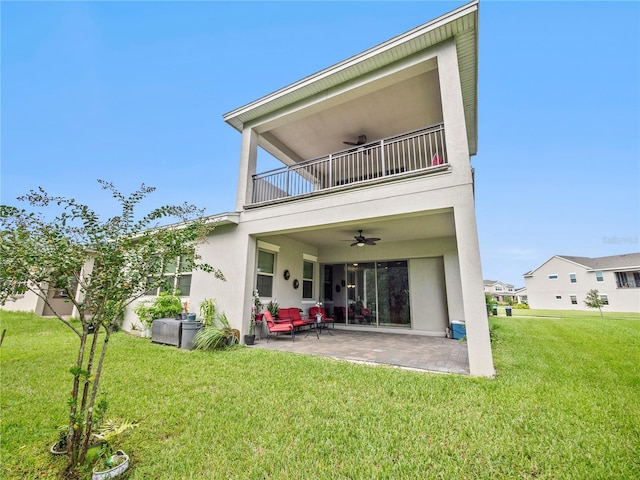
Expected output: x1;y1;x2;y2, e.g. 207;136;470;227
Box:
409;257;449;334
1;290;43;314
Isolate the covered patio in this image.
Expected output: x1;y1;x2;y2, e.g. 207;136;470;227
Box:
251;329;470;375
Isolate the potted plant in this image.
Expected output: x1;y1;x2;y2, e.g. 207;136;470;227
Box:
192;311;237;350
245;290;263;345
90;418;139;480
266;298;279;318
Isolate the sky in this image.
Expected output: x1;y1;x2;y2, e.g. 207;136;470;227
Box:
2;1;639;288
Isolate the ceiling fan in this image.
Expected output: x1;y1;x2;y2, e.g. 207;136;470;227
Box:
343;135;367;146
350;230;380;247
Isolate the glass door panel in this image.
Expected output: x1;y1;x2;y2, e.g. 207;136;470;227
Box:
322;261;410;327
376;261;410;327
348;263;375;325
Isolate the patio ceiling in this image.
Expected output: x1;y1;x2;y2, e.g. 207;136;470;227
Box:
260;209;455;249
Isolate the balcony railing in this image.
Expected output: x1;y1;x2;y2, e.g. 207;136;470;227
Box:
251;123;448;205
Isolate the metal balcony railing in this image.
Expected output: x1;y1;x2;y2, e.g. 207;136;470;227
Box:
251;123;448;205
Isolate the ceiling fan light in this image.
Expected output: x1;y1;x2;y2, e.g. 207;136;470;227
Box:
357;241;365;247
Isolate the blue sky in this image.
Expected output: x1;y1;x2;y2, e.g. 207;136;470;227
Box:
2;1;639;287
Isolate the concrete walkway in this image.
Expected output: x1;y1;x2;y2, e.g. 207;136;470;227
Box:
251;328;470;375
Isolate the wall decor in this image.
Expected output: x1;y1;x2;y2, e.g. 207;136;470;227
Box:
283;270;290;280
293;279;299;289
335;285;341;293
341;280;346;287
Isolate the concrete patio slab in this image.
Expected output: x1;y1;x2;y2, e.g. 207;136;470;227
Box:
251;328;470;375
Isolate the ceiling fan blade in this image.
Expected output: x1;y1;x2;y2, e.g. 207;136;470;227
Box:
343;141;359;146
350;241;359;247
367;237;381;242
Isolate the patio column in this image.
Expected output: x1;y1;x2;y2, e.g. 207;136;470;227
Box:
235;128;258;211
453;197;495;377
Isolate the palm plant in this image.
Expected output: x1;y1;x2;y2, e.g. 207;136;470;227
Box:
192;312;237;350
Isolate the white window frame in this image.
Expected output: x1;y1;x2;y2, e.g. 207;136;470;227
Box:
596;271;604;282
548;274;558;280
600;294;609;305
302;253;318;300
145;255;193;296
256;241;279;299
569;273;577;283
570;295;577;305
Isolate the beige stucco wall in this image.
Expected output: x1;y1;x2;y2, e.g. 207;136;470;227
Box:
1;289;44;314
409;257;449;334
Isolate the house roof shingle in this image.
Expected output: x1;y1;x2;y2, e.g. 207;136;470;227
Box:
557;253;640;270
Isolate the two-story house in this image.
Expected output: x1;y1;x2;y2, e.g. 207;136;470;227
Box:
123;1;492;376
523;253;640;312
483;280;516;303
1;2;494;377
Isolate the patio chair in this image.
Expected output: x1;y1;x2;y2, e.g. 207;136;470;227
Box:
263;310;295;342
289;308;312;330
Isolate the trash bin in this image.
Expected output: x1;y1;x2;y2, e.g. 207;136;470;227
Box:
505;305;512;317
492;305;498;316
451;321;466;340
180;321;202;350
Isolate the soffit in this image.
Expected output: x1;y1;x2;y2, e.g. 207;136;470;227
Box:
223;1;478;156
260;210;456;249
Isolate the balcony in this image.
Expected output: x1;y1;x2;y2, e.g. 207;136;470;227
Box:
616;271;640;288
250;124;449;206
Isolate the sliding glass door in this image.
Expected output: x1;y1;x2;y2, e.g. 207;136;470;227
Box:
323;261;410;327
376;261;410;326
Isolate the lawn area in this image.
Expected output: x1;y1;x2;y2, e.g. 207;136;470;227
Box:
1;310;639;479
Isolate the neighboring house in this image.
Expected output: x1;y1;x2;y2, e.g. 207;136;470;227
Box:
523;253;640;312
514;287;528;305
483;280;516;303
5;2;493;376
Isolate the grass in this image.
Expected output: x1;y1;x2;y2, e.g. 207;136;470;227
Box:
1;310;639;479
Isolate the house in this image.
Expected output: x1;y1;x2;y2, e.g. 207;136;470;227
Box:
5;2;493;376
514;286;528;305
483;280;516;303
523;253;640;312
130;0;493;376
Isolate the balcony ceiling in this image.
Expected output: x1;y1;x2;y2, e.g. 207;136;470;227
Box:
259;66;443;164
224;1;478;159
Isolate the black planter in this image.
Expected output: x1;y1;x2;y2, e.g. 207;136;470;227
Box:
244;334;255;346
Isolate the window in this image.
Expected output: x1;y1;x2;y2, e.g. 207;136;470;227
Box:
548;274;558;280
600;294;609;305
302;260;314;299
596;271;604;282
257;250;275;298
145;255;193;296
555;295;562;300
570;295;577;305
495;285;503;291
569;273;577;283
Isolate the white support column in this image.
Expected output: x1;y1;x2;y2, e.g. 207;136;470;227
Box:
437;39;473;183
235;128;258;212
454;197;495;377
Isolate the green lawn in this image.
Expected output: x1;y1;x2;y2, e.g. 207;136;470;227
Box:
1;310;639;479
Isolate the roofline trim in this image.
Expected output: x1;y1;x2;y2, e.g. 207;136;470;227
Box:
222;0;478;127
